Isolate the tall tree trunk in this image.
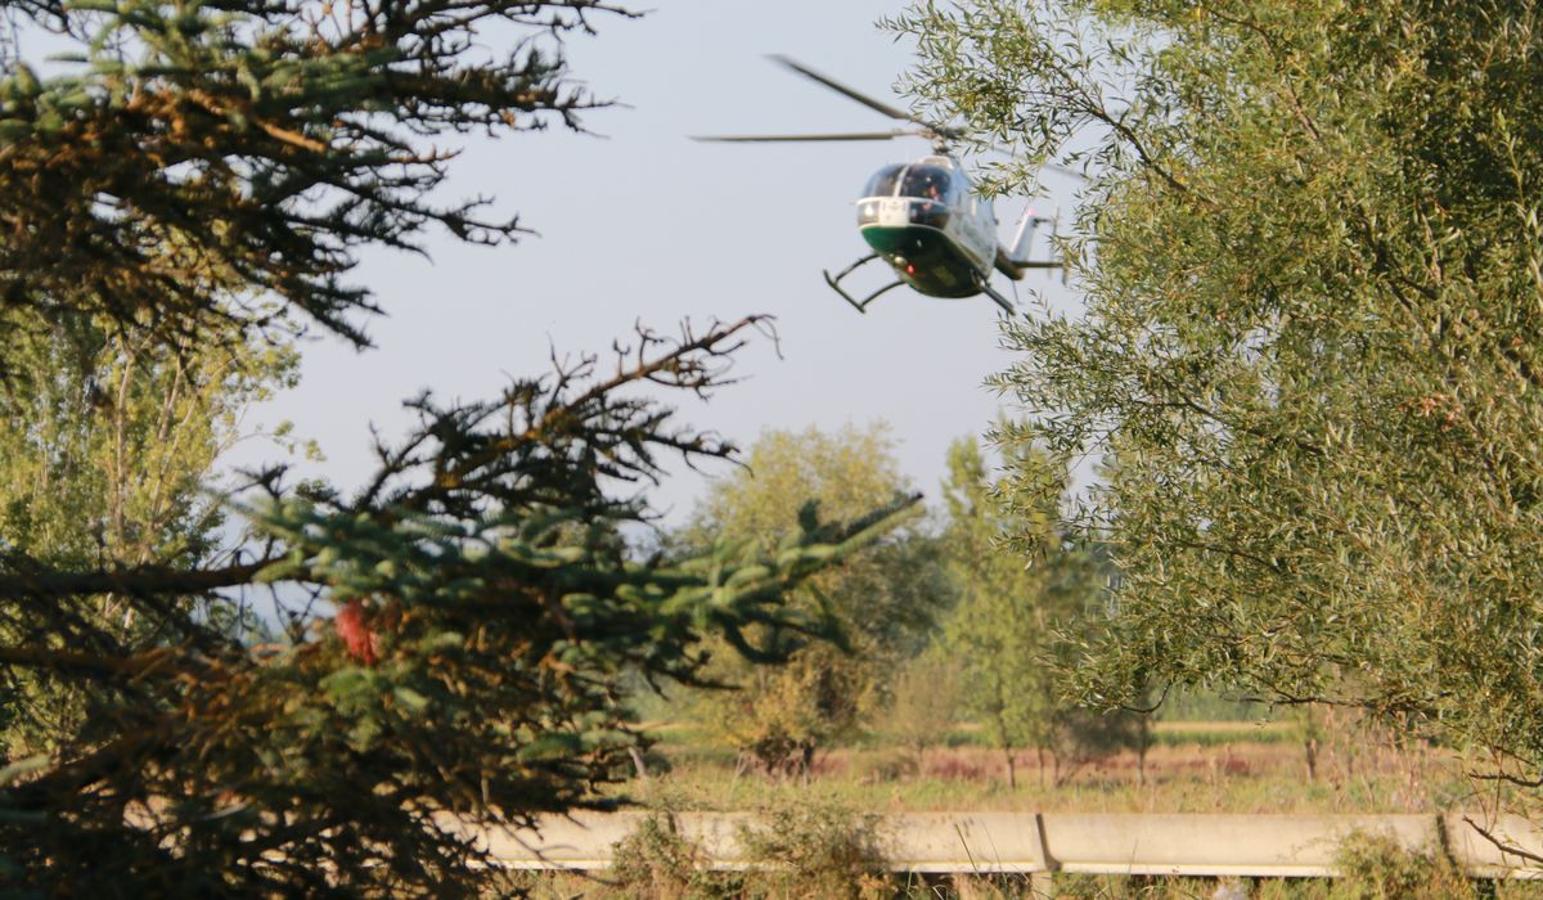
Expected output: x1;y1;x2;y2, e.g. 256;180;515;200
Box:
1004;746;1017;789
1304;705;1320;784
1137;717;1152;787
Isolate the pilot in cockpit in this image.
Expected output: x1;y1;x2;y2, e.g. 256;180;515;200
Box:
910;170;946;202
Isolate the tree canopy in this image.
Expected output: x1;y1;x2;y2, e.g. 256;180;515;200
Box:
890;0;1543;790
0;0;621;354
940;433;1137;787
0;2;916;892
681;424;947;775
0;307;297;758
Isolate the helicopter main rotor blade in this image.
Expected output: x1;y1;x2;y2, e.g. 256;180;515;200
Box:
1042;161;1092;181
691;130;921;143
767;54;965;141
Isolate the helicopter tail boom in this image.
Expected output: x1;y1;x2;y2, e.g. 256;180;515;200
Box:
997;209;1066;282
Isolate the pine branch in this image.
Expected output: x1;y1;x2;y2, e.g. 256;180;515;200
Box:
0;557;279;601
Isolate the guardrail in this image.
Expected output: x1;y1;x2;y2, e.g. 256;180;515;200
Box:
451;811;1543;879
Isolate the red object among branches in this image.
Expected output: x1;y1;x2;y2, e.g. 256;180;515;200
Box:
334;599;379;666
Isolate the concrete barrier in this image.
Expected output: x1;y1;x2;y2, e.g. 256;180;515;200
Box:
1038;813;1434;877
461;810;1543;879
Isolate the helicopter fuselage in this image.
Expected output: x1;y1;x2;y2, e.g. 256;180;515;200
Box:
855;156;998;299
694;56;1064;315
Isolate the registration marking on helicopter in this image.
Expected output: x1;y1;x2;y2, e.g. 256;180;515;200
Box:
877;198;910;228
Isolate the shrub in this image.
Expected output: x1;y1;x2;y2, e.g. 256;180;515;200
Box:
1049;708;1150;785
1332;830;1472;900
854;748;920;784
737;798;892;899
609;811;732;900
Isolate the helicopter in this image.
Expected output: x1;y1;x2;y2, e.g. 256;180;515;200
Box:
693;55;1066;315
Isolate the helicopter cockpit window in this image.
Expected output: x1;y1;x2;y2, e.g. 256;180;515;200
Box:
862;164;906;198
899;165;959;203
951;168;972;199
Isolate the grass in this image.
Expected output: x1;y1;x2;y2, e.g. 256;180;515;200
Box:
647;719;1313;758
512;716;1492;896
624;722;1463;815
1152;720;1302;746
509;862;1543;900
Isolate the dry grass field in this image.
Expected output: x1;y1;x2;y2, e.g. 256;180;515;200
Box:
623;718;1469;817
503;715;1527;897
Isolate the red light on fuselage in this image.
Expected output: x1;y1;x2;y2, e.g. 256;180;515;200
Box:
905;264;916;275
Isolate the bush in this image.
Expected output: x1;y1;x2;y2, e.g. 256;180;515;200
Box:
854;748;920;784
607;800;893;899
737;798;892;899
1332;830;1472;900
887;650;961;763
1047;708;1150;786
609;811;731;900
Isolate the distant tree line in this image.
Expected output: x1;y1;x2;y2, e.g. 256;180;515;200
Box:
665;423;1147;787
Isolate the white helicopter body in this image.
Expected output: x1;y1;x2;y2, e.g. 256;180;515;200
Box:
695;57;1063;314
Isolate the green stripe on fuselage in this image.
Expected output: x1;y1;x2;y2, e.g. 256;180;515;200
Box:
860;225;981;299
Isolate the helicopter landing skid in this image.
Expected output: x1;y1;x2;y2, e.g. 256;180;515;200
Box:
974;276;1017;316
823;254;904;313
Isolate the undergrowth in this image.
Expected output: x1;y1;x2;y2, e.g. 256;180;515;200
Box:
512;826;1543;899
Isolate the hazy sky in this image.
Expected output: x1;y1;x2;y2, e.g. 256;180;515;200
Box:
227;0;1084;521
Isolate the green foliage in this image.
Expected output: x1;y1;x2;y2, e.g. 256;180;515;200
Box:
1050;707;1149;782
0;308;296;756
940;436;1055;780
0;1;918;893
1333;831;1471;900
0;311;291;569
683;424;951;775
603;802;892;900
0;319;915;894
0;0;623;351
736;798;891;900
890;0;1543;793
609;811;726;900
886;645;962;762
941;435;1141;786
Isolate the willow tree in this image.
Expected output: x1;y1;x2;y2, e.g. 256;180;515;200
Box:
889;0;1543;798
0;1;912;892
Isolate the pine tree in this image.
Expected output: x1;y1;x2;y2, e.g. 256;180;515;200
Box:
0;2;916;892
0;0;619;352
